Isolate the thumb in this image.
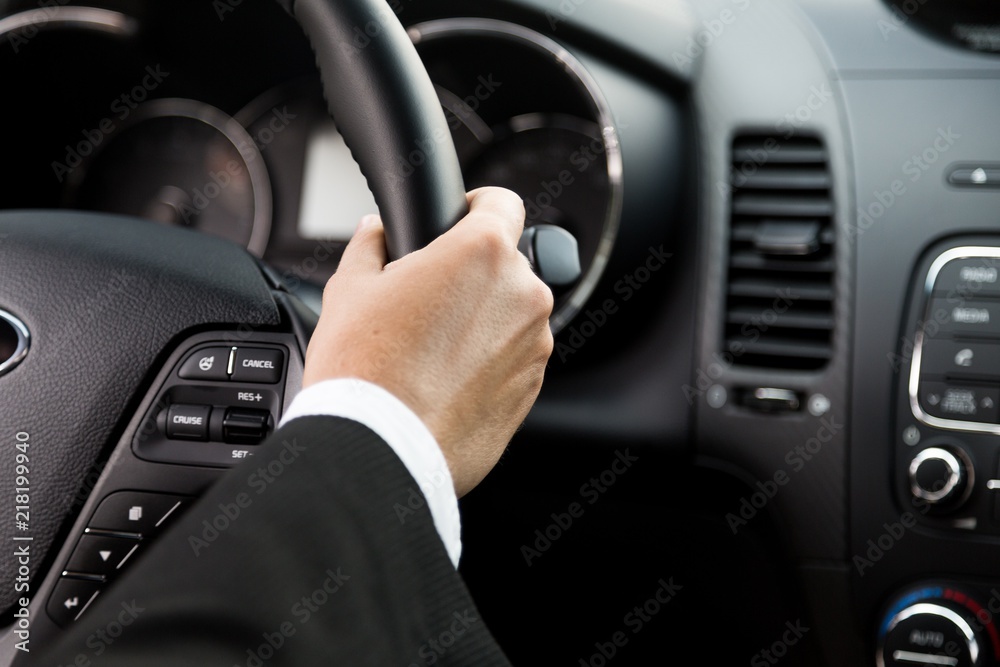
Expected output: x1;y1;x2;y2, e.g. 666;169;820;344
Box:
338;214;388;274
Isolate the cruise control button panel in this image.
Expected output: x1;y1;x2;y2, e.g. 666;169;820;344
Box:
133;341;289;467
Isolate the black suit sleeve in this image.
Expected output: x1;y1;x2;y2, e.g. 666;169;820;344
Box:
39;416;511;666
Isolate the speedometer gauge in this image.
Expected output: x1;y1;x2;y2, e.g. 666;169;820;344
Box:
464;113;610;273
412;19;623;334
68;98;272;256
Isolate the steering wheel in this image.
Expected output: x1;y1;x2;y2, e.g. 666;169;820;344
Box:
0;0;515;649
282;0;469;260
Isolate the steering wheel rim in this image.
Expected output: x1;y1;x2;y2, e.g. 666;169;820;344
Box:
283;0;470;261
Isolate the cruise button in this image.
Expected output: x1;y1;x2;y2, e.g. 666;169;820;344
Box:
178;347;232;381
166;404;211;441
231;348;284;384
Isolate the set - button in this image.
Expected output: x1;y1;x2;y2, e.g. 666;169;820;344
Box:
179;346;284;384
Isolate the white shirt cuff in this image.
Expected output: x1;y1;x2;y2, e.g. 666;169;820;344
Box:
279;378;462;567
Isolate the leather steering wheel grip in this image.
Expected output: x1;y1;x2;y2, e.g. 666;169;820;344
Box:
280;0;469;260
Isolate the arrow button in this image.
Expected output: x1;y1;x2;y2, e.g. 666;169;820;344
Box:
65;534;141;576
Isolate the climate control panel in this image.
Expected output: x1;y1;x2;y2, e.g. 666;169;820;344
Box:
877;582;1000;667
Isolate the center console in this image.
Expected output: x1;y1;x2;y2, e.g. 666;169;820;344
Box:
877;241;1000;667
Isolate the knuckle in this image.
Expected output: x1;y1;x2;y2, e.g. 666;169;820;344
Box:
507;195;526;222
479;225;509;256
321;273;343;304
459;222;511;269
524;278;555;317
539;326;555;360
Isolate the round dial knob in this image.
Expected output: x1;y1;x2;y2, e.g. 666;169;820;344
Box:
908;446;971;506
877;586;1000;667
879;601;981;667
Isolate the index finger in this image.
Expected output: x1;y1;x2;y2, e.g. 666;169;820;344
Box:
453;186;526;248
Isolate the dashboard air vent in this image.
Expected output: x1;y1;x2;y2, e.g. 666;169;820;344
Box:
724;135;835;370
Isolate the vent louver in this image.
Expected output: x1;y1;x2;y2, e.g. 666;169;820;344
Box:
724;135;835;370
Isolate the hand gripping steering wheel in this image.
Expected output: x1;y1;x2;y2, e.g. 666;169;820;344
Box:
0;0;574;647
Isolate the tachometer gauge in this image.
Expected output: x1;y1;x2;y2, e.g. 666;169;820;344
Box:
68;98;272;256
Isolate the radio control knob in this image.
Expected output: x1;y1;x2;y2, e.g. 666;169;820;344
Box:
908;446;972;508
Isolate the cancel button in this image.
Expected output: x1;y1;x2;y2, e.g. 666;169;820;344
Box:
232;347;285;384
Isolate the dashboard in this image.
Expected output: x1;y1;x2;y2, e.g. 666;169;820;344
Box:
1;0;1000;665
0;2;631;329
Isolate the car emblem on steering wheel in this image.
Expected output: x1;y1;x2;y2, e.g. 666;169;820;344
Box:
0;308;30;377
